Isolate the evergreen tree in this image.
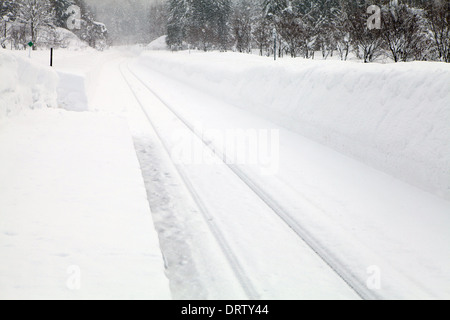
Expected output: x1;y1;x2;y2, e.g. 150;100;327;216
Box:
188;0;213;50
50;0;73;28
232;0;259;53
166;0;189;48
1;0;18;18
2;0;21;21
167;0;232;51
263;0;287;19
71;0;107;49
148;1;167;43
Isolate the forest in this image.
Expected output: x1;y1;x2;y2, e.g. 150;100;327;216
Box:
166;0;450;62
1;0;449;63
0;0;107;50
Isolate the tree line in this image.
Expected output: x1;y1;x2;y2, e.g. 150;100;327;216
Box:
0;0;107;50
165;0;450;63
91;0;167;46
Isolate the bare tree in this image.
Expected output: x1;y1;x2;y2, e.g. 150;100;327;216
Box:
277;8;303;57
17;0;54;50
331;2;351;61
381;2;426;62
253;13;272;56
347;1;383;63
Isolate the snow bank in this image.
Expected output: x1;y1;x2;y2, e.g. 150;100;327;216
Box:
0;110;171;299
0;49;58;119
53;28;89;50
146;36;168;51
34;27;89;50
138;51;450;200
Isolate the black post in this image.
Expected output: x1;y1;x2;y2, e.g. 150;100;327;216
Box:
274;38;276;61
273;28;277;61
50;48;53;67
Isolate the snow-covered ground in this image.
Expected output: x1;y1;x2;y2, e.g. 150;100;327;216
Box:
0;50;58;119
137;51;450;201
1;46;449;300
0;49;170;299
130;50;450;299
146;36;168;51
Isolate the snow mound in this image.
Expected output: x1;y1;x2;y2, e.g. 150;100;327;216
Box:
146;36;168;51
53;27;89;50
0;49;58;120
138;51;450;200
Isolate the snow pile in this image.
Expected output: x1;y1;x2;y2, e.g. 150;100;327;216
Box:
53;28;89;50
33;27;89;50
138;51;450;200
0;49;58;119
147;36;168;51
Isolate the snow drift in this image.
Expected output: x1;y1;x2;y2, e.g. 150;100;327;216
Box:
147;36;168;51
0;49;58;119
138;51;450;200
52;28;90;50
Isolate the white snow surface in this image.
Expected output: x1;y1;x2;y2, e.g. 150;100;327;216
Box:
0;49;170;299
146;36;168;51
2;47;449;300
138;51;450;201
0;50;58;119
131;50;450;299
40;27;90;51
